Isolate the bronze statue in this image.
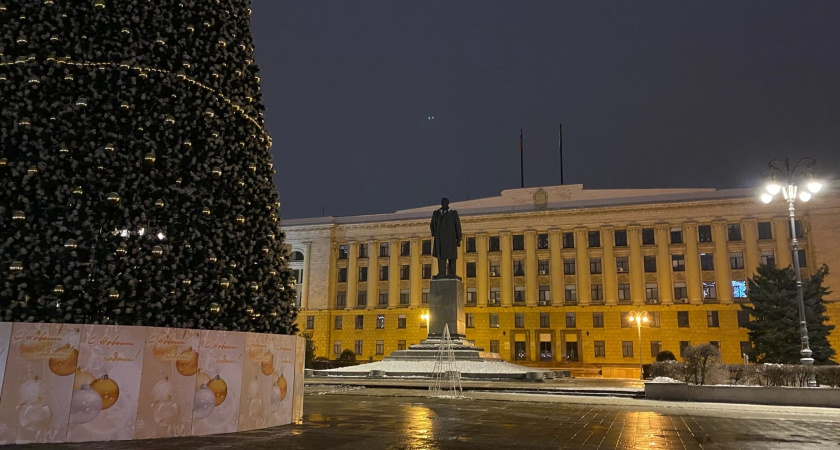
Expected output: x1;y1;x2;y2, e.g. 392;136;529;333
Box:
430;197;462;278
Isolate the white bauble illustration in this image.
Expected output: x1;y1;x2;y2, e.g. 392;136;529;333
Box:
17;379;41;406
192;385;215;420
19;398;52;431
152;378;173;403
269;385;282;412
153;399;180;426
69;385;102;424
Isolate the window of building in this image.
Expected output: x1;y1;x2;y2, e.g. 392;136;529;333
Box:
707;310;720;327
644;255;657;273
515;313;525;328
618;284;631;303
466;313;475;328
338;267;348;283
400;265;410;280
513;260;525;276
760;250;775;267
740;341;751;356
728;223;742;241
562;232;575;249
539;285;551;304
791;220;804;239
489;262;500;277
710;341;720;351
379;242;389;257
564;285;577;303
420;313;428;327
422;288;429;304
512;234;525;250
306;315;314;329
357;291;367;307
375;340;384;355
620;312;631;327
591;284;604;302
421;264;432;279
590;258;602;274
466;288;477;305
538;260;549;275
379;265;389;281
378;292;388;306
338;245;349;259
594;341;606;357
703;282;717;300
398;314;406;328
650;341;662;358
700;253;714;271
376;314;385;329
614;229;628;247
355;340;363;355
645;283;659;302
729;252;744;270
465;237;476;253
680;341;690;357
488;236;500;252
334;315;343;330
588;230;601;248
333;341;342;355
698;225;713;242
358;244;369;259
539;312;550;328
674;282;687;300
793;249;807;267
358;266;368;282
466;262;476;278
672;254;685;271
400;241;411;256
758;222;773;240
394;340;404;351
616;257;629;273
514;286;526;303
732;280;747;299
642;228;655;245
537;233;549;249
737;310;750;328
677;311;690;327
670;227;683;244
489;288;501;304
490;340;500;353
489;313;500;328
593;312;604;328
622;341;634;357
355;315;364;329
565;312;576;328
336;291;347;308
421;239;432;255
563;259;576;275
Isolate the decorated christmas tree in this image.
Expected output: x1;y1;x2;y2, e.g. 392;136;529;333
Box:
0;0;298;334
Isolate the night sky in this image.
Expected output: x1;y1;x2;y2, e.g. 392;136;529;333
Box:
251;1;840;219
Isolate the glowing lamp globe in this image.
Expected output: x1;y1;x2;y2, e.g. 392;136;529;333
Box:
760;193;773;204
807;180;822;194
765;182;782;195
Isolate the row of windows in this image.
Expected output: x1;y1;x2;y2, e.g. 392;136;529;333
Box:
336;221;804;259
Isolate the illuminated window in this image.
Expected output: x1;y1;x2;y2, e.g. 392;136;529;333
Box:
732;280;747;299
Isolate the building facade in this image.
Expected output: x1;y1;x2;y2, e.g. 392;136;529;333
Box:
282;185;840;368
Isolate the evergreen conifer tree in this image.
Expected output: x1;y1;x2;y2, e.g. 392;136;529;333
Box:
742;264;835;364
0;0;298;334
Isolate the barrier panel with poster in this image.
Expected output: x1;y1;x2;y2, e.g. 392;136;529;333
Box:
0;323;303;445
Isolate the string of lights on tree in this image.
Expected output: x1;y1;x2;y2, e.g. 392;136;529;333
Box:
0;0;299;334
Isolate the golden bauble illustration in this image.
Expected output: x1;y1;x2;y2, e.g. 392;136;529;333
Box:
207;376;228;406
176;347;199;376
195;371;210;390
73;369;96;390
48;344;78;376
260;352;274;376
91;375;120;410
276;374;287;401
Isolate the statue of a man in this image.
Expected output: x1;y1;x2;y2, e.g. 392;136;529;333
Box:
430;197;462;278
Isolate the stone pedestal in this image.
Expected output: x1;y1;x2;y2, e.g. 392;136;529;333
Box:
428;277;465;339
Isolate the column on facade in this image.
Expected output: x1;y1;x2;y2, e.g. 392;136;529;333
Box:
683;223;702;303
712;221;732;303
328;244;338;309
347;242;359;307
524;231;538;306
742;219;759;278
654;224;673;304
476;233;489;306
601;226;617;305
410;238;421;307
548;230;563;306
627;226;644;304
500;232;513;306
301;243;311;310
367;240;378;309
456;241;465;279
388;239;400;307
772;217;792;268
574;227;591;305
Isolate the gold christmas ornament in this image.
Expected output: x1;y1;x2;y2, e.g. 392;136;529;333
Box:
248;164;256;172
207;376;227;406
152;246;164;257
48;344;77;376
175;177;183;185
144;152;156;164
211;166;222;177
268;269;277;277
120;101;130;109
245;306;254;315
9;261;23;272
64;239;77;249
106;192;120;203
267;232;275;240
12;210;25;221
121;27;130;35
183;139;192;147
115;245;127;256
108;288;120;300
202;207;211;216
75;97;88;107
209;302;220;314
175;347;199;376
0;158;7;167
208;255;218;264
164;115;175;125
154;199;165;208
270;213;278;223
93;0;106;10
90;375;119;409
235;214;245;225
219;278;230;289
276;374;287;401
18;117;31;127
104;144;115;153
260;352;274;375
237;180;245;187
53;285;65;295
204;108;214;118
249;282;259;292
270;310;278;317
261;246;269;255
71;186;83;196
27;165;38;175
228;261;238;269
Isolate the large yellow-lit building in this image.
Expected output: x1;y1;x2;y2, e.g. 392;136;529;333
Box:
282;185;840;370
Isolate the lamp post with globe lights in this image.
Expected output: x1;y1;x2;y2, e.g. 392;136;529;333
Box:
627;311;649;380
760;157;823;386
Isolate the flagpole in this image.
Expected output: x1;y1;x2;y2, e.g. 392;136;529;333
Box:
520;129;524;188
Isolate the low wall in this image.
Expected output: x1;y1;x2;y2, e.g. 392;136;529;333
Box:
645;382;840;408
0;322;304;445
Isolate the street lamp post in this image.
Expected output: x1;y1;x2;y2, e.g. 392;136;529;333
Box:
628;311;649;380
760;157;823;387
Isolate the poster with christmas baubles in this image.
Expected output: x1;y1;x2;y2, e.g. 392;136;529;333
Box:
190;330;244;435
237;332;273;431
0;322;11;399
65;325;145;442
266;334;297;428
134;327;200;439
0;323;80;444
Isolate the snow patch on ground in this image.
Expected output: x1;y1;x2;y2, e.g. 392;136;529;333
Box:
323;359;533;374
650;377;682;383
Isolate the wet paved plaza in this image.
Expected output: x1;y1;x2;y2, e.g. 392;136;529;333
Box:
11;387;840;449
